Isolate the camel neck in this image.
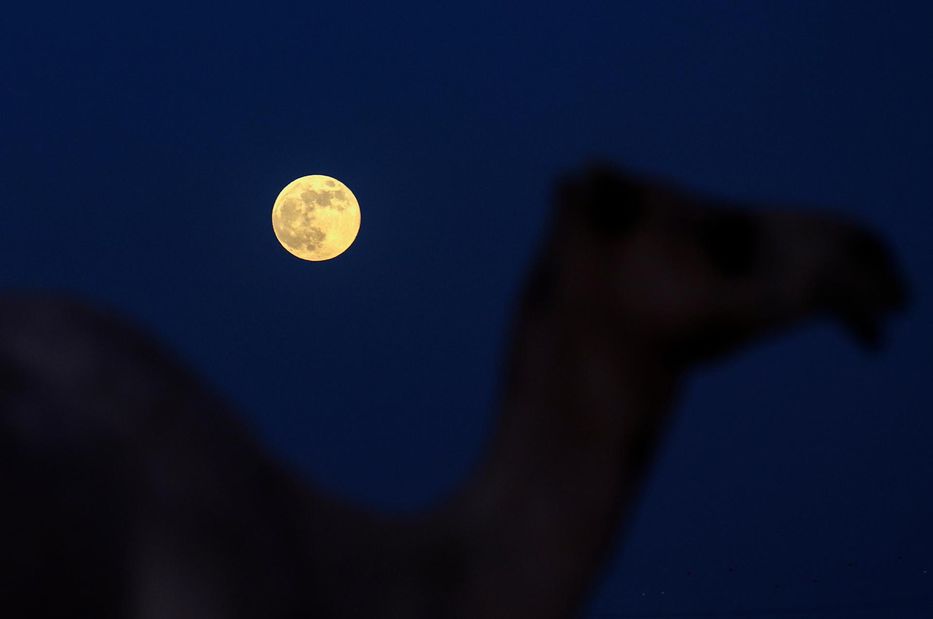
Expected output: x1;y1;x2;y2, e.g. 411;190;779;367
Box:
296;290;680;618
434;301;680;617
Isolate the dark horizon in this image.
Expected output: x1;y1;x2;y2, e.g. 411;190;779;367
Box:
2;2;931;616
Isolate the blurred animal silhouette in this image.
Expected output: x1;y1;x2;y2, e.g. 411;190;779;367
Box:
0;165;907;618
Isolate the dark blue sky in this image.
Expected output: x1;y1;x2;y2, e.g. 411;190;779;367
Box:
2;2;931;616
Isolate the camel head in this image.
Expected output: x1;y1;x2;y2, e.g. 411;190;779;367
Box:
534;165;908;367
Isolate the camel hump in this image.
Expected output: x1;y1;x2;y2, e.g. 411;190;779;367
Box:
0;292;255;458
0;295;139;615
0;294;314;615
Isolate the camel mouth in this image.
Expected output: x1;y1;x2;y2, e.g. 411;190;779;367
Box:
821;228;909;351
832;258;909;352
839;306;898;351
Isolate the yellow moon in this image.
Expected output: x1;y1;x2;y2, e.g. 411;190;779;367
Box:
271;175;361;261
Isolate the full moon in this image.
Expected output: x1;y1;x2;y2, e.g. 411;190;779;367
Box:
271;175;361;261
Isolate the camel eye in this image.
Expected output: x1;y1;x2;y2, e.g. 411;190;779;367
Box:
696;212;760;277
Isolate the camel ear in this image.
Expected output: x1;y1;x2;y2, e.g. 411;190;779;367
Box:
556;165;645;238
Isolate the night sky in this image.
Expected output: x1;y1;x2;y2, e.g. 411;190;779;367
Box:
2;2;931;616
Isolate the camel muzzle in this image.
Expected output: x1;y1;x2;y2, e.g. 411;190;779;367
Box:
822;226;909;351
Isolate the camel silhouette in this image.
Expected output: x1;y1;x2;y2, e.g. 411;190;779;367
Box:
0;165;907;618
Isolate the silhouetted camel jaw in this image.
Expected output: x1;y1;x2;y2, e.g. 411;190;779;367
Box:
820;226;909;351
